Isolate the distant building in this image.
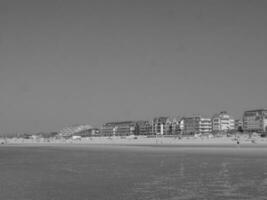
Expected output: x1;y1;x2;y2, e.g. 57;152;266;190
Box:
101;121;136;136
243;109;267;133
135;121;152;135
152;117;179;135
59;124;94;138
170;117;181;135
74;128;100;137
91;128;100;136
183;116;212;135
212;111;235;133
234;119;243;131
152;117;169;135
179;118;185;133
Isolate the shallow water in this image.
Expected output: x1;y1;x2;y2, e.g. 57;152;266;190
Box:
0;145;267;200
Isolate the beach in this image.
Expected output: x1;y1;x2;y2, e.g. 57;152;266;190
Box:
2;134;267;147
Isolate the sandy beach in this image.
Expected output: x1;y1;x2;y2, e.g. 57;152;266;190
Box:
2;135;267;147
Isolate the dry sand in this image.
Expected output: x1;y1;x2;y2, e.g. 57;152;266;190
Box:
2;135;267;147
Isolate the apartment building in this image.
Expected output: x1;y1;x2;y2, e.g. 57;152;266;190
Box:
152;117;169;135
212;111;235;133
243;109;267;133
152;117;179;135
234;119;243;131
170;117;181;135
135;121;152;135
183;116;212;135
101;121;136;136
179;118;185;133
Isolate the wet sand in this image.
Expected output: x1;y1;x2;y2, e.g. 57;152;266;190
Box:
0;144;267;200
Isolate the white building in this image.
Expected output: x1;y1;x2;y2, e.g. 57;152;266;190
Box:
183;115;212;135
179;118;185;133
212;111;235;133
243;109;267;133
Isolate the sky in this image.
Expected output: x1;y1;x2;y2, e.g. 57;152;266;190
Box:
1;0;267;134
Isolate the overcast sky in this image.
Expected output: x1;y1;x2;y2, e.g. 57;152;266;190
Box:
1;0;267;134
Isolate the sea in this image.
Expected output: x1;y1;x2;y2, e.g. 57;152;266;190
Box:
0;144;267;200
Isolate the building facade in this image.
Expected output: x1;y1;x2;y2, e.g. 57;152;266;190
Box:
101;121;137;136
135;121;152;135
170;117;181;135
179;118;185;133
152;117;179;135
243;109;267;133
212;111;235;133
183;116;212;135
152;117;169;135
235;119;243;131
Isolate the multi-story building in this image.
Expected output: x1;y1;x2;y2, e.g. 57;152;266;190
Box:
170;117;180;135
212;111;235;133
152;117;179;135
152;117;169;135
235;119;243;131
183;116;212;135
101;121;136;136
199;117;212;135
100;123;115;136
135;121;152;135
243;109;267;133
179;118;185;133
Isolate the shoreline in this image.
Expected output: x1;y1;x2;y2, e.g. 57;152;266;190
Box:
1;135;267;148
2;141;267;157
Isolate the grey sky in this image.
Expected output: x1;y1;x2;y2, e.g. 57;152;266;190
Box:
1;0;267;133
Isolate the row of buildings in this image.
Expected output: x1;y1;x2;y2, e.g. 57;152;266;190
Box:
100;109;267;136
56;109;267;138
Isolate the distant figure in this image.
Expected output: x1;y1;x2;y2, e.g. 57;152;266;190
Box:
237;139;240;145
